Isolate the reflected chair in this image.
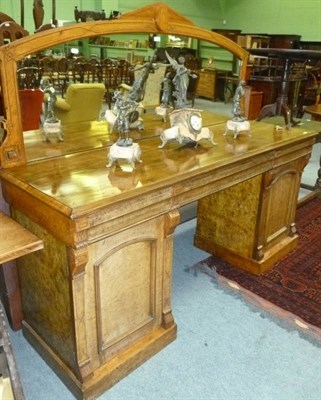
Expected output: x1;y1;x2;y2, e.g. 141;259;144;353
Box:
102;58;118;109
86;57;103;83
17;66;43;89
70;56;89;83
102;59;134;109
39;55;55;81
52;57;70;97
53;83;105;125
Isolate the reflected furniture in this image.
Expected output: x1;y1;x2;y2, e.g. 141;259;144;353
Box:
17;66;42;90
216;72;239;103
243;86;264;120
54;83;105;125
102;59;134;109
196;69;216;100
248;48;321;119
19;89;44;131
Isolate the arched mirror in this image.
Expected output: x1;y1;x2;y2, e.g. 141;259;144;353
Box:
0;2;248;168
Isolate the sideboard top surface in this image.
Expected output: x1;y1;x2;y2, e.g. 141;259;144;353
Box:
0;115;318;221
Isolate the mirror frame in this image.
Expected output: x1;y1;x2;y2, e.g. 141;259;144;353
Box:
0;2;249;168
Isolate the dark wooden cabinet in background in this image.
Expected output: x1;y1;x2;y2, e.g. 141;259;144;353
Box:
248;77;279;107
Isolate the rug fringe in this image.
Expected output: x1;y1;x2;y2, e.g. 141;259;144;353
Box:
193;259;321;346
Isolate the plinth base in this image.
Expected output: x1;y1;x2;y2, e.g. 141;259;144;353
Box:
107;142;142;170
43;120;63;142
194;233;298;275
155;106;173;122
23;320;177;400
225;119;251;139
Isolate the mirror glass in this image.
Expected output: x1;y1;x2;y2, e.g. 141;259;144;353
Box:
16;34;238;163
0;5;247;168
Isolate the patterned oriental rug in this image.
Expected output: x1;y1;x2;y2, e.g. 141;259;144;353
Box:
193;196;321;341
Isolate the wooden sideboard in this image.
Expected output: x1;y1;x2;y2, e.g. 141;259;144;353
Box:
0;113;318;399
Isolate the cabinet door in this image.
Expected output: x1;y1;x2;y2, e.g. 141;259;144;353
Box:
195;157;307;275
82;213;177;368
254;158;306;260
